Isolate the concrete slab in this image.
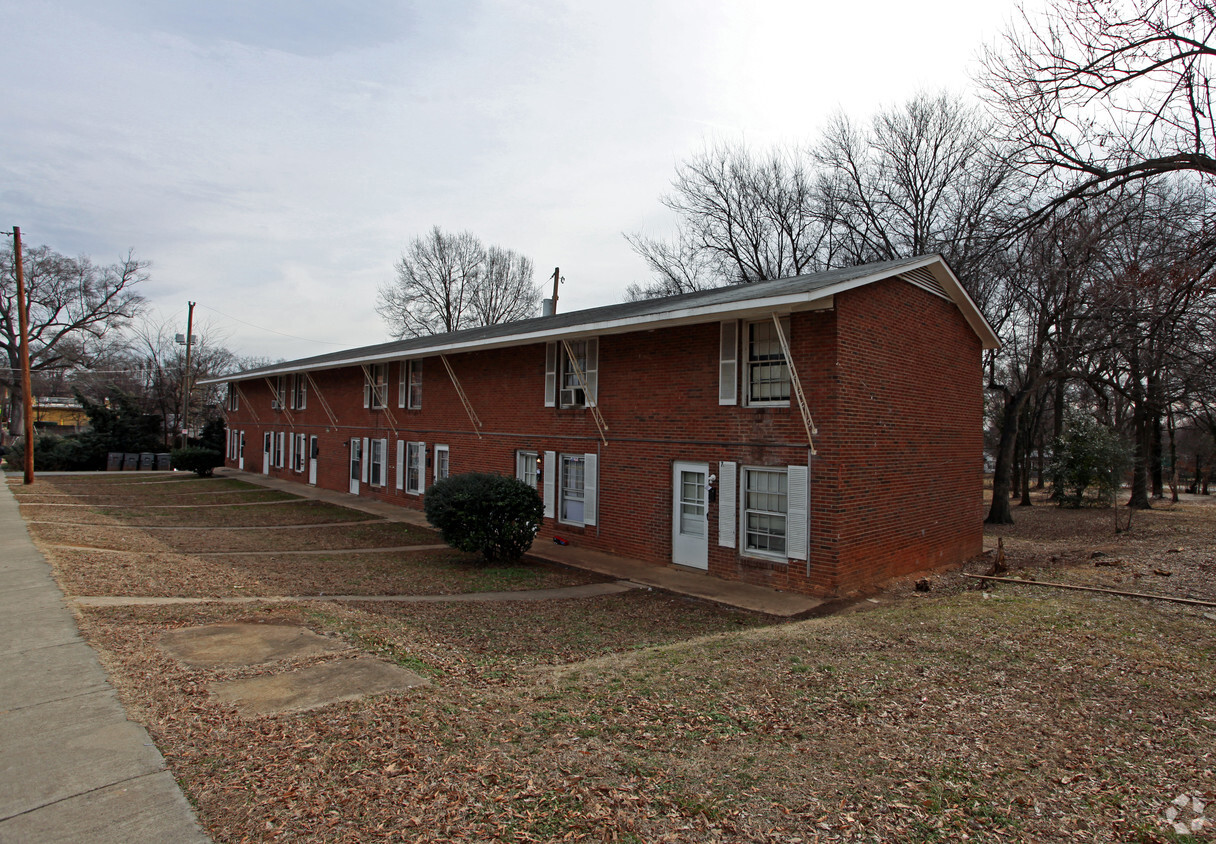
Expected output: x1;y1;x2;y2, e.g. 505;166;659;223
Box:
0;690;170;818
0;641;113;710
208;656;427;715
0;771;209;844
159;622;349;668
0;481;209;842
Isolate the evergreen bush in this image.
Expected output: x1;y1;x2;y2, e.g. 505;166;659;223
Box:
423;472;544;563
171;447;224;477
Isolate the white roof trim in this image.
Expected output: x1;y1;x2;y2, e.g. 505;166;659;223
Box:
201;256;998;384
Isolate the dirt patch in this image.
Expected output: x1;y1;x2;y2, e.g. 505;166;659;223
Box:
208;656;427;715
159;622;350;667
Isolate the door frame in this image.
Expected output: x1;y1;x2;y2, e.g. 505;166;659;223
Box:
308;435;318;485
349;438;361;495
262;432;271;475
237;430;245;470
672;461;709;570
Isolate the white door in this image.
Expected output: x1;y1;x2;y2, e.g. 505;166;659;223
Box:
262;433;271;475
308;436;318;485
348;439;361;495
238;431;245;470
672;461;709;569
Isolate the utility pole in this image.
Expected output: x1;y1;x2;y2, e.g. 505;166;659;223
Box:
550;267;561;315
178;301;196;449
11;227;34;484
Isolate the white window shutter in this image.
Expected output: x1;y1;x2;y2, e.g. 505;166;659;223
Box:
363;373;370;408
583;453;598;526
544;343;557;407
585;338;599;408
718;461;737;547
300;375;306;409
361;437;369;483
787;464;809;560
398;361;407;408
379;439;388;486
543;451;556;518
396;440;404;490
719;321;738;405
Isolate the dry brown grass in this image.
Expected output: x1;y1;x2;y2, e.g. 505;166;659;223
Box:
12;476;1216;843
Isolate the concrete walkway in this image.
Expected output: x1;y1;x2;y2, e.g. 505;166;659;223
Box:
0;480;210;843
215;467;824;618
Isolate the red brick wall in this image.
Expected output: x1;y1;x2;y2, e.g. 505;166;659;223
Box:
224;279;983;597
830;280;985;593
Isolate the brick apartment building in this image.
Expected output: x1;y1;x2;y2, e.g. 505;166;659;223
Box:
207;254;999;598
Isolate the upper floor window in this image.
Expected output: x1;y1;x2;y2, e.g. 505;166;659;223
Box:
273;375;287;411
290;374;307;410
746;318;790;406
399;359;422;409
225;384;239;412
364;364;388;409
545;338;598;408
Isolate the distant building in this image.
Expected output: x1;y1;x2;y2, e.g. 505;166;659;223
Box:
207;255;999;598
33;396;89;434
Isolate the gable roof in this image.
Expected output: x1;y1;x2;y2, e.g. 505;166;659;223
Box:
203;254;999;384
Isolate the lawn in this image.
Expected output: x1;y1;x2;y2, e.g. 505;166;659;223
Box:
11;476;1216;842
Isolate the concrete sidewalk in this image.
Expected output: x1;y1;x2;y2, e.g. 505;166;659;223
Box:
216;467;824;617
0;480;210;844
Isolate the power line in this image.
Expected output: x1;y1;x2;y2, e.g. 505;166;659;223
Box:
195;303;347;347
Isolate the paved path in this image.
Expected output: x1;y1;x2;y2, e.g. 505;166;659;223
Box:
215;468;826;618
0;482;210;844
72;580;640;607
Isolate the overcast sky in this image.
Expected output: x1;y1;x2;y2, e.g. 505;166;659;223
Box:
1;0;1029;362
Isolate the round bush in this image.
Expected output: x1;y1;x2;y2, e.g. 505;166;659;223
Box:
171;447;224;477
424;472;544;563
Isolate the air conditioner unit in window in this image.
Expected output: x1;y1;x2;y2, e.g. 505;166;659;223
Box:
559;387;584;407
271;400;282;411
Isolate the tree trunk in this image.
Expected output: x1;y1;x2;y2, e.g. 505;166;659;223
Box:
1167;409;1178;503
1128;402;1152;509
987;388;1035;524
1150;409;1164;499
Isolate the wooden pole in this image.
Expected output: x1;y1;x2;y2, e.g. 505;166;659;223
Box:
179;301;195;449
13;227;34;484
961;572;1216;608
550;267;560;314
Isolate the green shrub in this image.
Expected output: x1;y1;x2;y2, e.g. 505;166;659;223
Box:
171;447;224;477
4;435;104;471
1047;414;1131;507
423;472;544;563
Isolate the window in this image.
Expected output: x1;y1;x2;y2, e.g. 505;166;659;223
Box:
273;375;287;410
560;454;586;524
399;359;422;409
293;433;306;472
746;318;791;405
742;468;787;557
516;450;539;490
273;432;285;468
291;374;307;410
364;364;388;409
545;338;598;408
406;441;425;494
226;384;239;412
369;438;387;486
434;444;449;482
227;428;236;459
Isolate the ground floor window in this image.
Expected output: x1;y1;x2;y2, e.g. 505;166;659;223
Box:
293;434;306;472
369;438;386;486
560;454;586;525
516;450;538;490
743;467;787;556
274;432;285;468
406;441;425;494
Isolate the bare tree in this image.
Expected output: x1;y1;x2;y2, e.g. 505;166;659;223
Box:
625;141;832;297
981;0;1216;220
0;243;147;436
814;92;1015;288
377;227;539;339
125;313;238;445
